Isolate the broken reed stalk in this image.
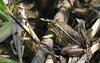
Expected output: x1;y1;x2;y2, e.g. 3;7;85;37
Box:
88;18;100;40
53;0;71;23
31;38;54;63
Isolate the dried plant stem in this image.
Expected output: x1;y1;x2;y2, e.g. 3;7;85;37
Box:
88;18;100;40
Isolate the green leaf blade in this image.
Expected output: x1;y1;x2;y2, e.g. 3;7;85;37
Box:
87;29;93;36
0;0;13;15
42;34;55;38
0;11;10;22
0;56;19;63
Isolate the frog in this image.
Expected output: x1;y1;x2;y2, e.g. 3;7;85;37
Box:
47;20;83;47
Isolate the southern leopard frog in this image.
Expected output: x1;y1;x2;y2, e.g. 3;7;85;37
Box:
47;21;83;47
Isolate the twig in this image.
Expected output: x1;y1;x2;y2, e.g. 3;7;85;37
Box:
31;38;55;63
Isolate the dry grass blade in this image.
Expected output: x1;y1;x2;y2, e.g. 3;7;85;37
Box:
11;4;24;63
88;17;100;40
12;21;23;63
11;4;27;63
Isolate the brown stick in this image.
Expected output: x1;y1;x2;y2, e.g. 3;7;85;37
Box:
31;38;53;63
53;0;71;23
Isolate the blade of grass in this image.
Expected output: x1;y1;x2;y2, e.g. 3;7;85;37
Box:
0;5;5;11
0;11;10;22
0;20;12;42
0;0;13;15
0;56;19;63
87;29;93;36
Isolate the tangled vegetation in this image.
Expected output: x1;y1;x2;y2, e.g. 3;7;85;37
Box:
0;0;100;63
